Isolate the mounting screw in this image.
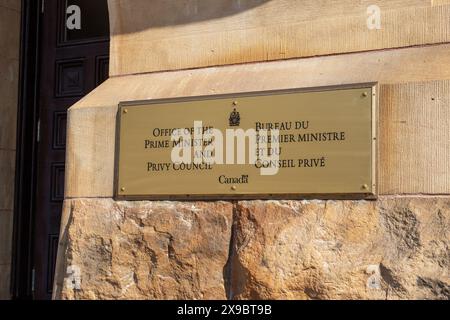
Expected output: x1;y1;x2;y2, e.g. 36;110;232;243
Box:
231;185;237;191
362;92;368;98
123;109;128;114
121;187;125;192
362;184;368;190
232;101;238;106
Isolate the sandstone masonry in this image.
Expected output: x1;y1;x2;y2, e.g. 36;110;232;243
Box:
54;197;449;300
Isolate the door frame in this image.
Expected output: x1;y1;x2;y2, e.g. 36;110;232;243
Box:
11;0;42;299
11;0;110;299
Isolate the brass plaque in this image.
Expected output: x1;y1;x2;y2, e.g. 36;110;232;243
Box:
115;84;377;199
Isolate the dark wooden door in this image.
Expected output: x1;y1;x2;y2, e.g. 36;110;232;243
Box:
33;0;109;299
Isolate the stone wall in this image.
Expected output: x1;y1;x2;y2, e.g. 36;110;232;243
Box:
0;0;20;300
53;0;450;299
55;197;449;299
108;0;450;75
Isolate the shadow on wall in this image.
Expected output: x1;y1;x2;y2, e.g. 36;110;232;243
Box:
109;0;273;34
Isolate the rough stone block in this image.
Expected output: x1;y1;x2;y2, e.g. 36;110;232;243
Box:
229;198;449;299
54;199;233;299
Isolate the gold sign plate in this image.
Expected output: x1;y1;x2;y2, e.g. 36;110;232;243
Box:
115;84;377;200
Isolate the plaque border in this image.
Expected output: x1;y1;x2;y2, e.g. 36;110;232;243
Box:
114;82;378;201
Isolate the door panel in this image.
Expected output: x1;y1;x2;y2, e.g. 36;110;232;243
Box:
33;0;109;299
60;0;110;44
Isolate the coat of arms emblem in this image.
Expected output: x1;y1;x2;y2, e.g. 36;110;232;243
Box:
229;108;240;126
